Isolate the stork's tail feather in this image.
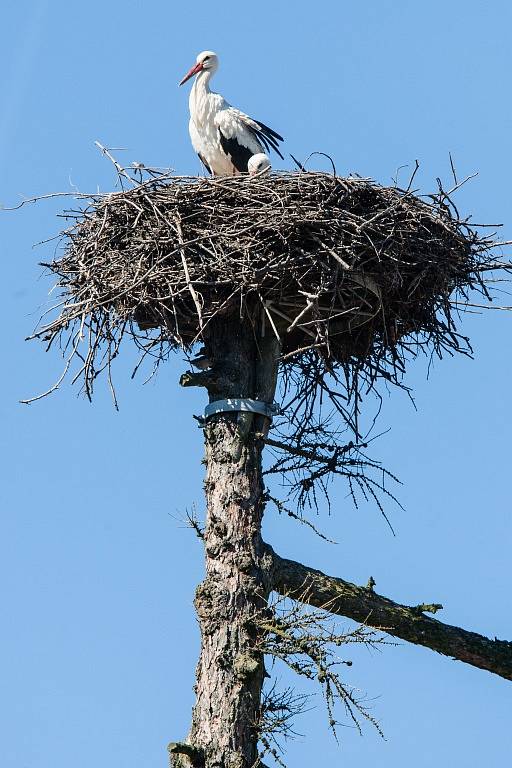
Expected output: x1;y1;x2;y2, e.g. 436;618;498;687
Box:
255;120;284;142
253;120;285;160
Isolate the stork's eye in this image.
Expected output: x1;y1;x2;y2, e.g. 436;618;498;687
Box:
203;56;210;61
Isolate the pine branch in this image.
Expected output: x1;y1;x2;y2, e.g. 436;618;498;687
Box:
266;544;512;681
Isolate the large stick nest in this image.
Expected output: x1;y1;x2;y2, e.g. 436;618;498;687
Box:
33;169;502;398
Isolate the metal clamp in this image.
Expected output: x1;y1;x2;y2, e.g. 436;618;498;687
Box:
203;398;281;422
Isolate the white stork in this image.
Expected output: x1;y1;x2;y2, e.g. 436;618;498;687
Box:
179;50;284;176
248;153;271;176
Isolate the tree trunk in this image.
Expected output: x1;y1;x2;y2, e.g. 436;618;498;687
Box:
172;315;279;768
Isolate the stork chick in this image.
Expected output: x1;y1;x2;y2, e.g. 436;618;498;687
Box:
248;153;271;176
179;50;284;176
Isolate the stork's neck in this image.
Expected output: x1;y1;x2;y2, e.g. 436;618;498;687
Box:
190;69;214;117
194;68;213;94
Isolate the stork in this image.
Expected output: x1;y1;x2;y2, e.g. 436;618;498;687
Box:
179;50;284;176
248;153;271;176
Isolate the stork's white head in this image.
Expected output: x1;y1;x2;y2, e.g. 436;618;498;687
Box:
248;153;272;176
179;51;219;86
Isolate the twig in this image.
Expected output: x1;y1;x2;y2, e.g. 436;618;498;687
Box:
94;141;137;187
174;215;205;334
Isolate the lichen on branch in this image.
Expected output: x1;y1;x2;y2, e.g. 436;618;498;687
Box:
254;592;389;741
267;545;512;681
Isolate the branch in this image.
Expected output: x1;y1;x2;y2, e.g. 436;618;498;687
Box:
167;742;204;768
179;369;220;392
266;545;512;681
94;141;136;187
258;434;358;464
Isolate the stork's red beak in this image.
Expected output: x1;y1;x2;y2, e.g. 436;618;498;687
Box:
179;61;203;86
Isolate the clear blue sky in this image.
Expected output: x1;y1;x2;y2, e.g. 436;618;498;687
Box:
1;1;511;766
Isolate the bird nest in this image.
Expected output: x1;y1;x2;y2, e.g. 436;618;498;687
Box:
30;169;502;399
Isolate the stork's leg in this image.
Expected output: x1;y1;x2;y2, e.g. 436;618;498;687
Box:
197;153;212;175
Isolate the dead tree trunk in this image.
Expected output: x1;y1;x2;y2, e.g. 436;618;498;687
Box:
172;315;279;768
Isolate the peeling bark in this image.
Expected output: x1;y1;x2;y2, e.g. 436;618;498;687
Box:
267;545;512;681
173;316;278;768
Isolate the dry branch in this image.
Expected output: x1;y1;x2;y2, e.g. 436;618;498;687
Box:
257;593;387;738
267;545;512;681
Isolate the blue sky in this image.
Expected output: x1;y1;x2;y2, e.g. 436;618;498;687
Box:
1;1;511;766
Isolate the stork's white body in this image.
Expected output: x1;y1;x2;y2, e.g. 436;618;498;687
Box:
180;51;284;176
189;77;263;176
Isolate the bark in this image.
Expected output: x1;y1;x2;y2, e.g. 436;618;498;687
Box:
173;316;278;768
267;545;512;681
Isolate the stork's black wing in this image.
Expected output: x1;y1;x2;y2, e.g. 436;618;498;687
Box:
250;120;285;160
216;108;285;171
218;129;254;173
